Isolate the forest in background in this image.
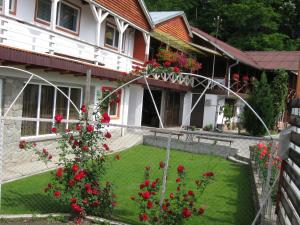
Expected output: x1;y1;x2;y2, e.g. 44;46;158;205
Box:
144;0;300;51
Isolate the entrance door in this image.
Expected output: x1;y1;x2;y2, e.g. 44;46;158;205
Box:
165;92;180;127
141;89;162;127
190;93;205;128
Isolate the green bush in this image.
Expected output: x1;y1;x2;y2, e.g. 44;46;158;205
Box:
243;72;274;136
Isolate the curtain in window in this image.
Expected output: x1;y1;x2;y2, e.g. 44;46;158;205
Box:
39;85;54;135
36;0;52;22
69;88;81;120
58;2;78;32
21;84;39;136
55;86;68;130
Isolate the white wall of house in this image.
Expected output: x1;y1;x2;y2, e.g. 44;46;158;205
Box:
181;92;192;126
203;94;219;128
127;85;144;126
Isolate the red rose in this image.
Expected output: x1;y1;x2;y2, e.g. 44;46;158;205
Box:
103;144;109;151
69;179;75;187
188;190;194;196
72;164;79;173
177;186;181;191
84;183;91;190
164;61;171;67
74;171;86;181
76;124;82;131
162;204;168;211
144;180;150;186
42;148;48;155
182;207;192;218
139;213;148;222
87;124;94;132
177;164;184;173
56;168;63;177
53;191;61;197
71;203;83;213
81;105;86;113
51;127;57;133
82;146;89;151
198;207;205;215
86;188;93;194
173;66;180;73
105;132;112;139
147;201;153;209
101;112;111;124
19;140;27;149
141;190;151;199
176;178;181;183
92;189;99;195
203;172;214;177
54;114;63;123
151;181;156;188
92;200;99;206
82;199;88;205
159;161;165;169
70;198;77;203
140;183;145;190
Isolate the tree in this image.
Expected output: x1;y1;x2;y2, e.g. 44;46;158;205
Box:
243;72;274;136
271;70;288;127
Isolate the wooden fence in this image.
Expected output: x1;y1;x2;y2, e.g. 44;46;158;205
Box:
276;98;300;225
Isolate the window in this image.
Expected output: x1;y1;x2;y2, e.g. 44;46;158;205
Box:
56;1;80;33
105;23;119;49
21;84;82;137
98;87;121;118
0;0;17;14
35;0;52;23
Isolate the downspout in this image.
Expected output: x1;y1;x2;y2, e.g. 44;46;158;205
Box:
227;60;239;95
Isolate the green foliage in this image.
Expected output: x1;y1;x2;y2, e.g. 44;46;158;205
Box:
144;0;300;50
243;72;274;136
271;70;288;124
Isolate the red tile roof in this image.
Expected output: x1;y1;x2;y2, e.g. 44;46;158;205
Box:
191;27;260;69
244;51;300;71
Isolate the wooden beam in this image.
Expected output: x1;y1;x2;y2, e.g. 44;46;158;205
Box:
25;65;46;70
296;59;300;98
1;61;27;66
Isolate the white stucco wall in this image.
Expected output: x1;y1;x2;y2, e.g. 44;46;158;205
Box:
181;92;192;126
202;94;219;128
127;85;144;126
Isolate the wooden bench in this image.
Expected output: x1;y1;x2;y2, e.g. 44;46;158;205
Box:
150;129;184;140
195;135;233;146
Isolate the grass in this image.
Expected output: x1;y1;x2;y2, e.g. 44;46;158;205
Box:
1;145;255;225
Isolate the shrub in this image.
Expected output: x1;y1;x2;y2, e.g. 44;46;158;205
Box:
243;72;274;136
131;163;214;224
20;106;116;224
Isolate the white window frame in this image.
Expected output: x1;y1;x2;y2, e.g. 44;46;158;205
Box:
104;23;119;49
35;0;52;24
21;83;83;137
56;1;80;34
0;0;16;14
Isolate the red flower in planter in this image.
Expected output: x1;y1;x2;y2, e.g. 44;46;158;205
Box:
232;73;240;81
147;201;153;209
182;207;192;218
72;164;79;173
139;213;149;222
164;61;172;67
81;105;86;113
53;191;61;197
86;125;94;133
105;132;112;139
55;114;63;123
177;164;185;173
101;112;111;124
203;172;214;177
76;124;82;131
56;168;63;177
242;74;250;82
51;127;57;133
141;190;151;199
173;66;180;73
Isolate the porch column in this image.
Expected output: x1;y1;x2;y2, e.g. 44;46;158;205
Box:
115;17;129;53
50;0;59;30
142;33;150;61
90;4;109;46
3;0;10;16
297;59;300;97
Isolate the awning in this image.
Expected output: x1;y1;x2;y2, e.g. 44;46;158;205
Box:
190;43;221;56
151;30;205;56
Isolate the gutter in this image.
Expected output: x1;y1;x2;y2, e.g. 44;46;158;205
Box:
228;60;239;95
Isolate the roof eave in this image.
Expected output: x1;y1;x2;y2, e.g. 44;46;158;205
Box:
138;0;155;29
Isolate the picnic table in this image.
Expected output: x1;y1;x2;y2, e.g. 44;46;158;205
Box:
150;129;184;140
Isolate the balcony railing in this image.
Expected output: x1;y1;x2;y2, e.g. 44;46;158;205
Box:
0;16;143;73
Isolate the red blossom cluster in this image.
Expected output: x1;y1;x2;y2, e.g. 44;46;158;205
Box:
255;142;282;169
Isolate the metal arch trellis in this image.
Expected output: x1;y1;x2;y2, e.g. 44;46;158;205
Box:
0;66;276;224
0;66;82;211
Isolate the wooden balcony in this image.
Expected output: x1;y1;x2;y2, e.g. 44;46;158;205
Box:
0;16;143;73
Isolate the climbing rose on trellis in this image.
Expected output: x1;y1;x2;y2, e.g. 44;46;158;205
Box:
131;163;214;224
19;106;116;224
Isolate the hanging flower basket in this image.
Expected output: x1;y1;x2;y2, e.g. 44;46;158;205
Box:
232;73;240;81
242;74;250;82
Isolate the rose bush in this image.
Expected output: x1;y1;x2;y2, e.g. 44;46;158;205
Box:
20;106;116;224
131;162;214;224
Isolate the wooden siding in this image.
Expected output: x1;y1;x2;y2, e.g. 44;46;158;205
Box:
133;30;146;61
155;16;191;42
95;0;151;31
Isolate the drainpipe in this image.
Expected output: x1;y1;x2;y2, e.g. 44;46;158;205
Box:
227;60;239;95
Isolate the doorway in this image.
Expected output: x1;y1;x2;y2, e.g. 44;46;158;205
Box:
141;89;162;127
164;91;181;127
190;93;205;128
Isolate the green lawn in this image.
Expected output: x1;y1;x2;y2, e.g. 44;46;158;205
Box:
1;145;255;225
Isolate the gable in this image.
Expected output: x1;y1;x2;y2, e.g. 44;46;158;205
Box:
155;16;191;42
95;0;151;31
